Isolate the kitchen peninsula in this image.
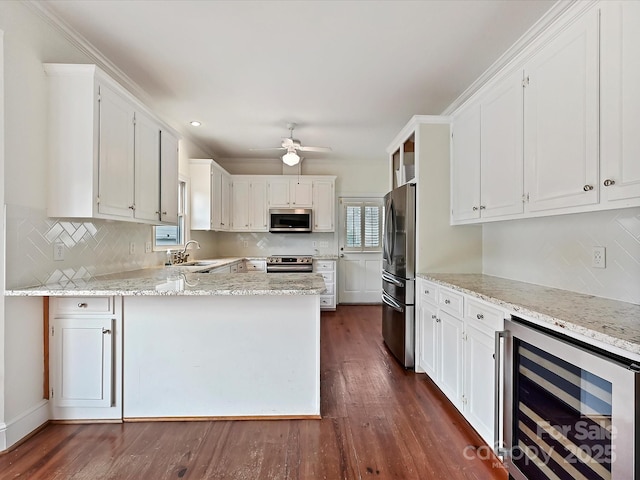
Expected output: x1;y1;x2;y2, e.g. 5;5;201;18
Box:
6;267;326;421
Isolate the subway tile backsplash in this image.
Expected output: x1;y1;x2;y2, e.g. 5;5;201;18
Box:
5;204;164;289
483;207;640;304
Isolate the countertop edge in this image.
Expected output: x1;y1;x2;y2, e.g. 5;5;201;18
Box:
417;273;640;360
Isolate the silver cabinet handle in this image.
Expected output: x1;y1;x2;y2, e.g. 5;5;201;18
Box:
583;184;594;191
603;179;615;187
77;302;88;308
425;289;430;295
477;313;484;320
472;206;478;211
480;205;486;210
162;211;167;215
444;299;451;305
102;328;111;335
431;314;437;319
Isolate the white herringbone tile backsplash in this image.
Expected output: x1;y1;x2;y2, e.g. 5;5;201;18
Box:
483;207;640;304
5;204;165;289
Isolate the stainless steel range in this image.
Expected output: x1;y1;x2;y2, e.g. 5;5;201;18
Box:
266;255;313;273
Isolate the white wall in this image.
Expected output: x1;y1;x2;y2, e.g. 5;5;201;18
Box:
483;207;640;304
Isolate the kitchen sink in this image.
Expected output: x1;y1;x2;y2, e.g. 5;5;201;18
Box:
169;260;219;267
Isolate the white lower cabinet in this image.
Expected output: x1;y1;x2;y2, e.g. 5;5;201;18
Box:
313;259;336;310
49;296;122;420
416;279;505;449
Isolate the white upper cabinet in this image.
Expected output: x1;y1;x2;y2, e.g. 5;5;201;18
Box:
523;7;600;213
451;69;524;225
248;179;268;231
268;177;313;208
231;177;267;232
450;2;639;224
189;159;230;231
45;64;180;224
451;103;481;223
480;69;524;219
600;1;640;206
96;82;136;219
160;130;180;224
312;179;335;232
133;109;161;222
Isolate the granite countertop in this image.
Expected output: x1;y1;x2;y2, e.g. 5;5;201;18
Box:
5;268;327;297
418;273;640;358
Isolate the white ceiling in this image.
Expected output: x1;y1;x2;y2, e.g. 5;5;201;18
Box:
37;0;556;164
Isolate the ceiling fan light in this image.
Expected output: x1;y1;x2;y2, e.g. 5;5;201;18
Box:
282;151;300;166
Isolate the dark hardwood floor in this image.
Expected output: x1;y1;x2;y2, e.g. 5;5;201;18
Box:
0;305;506;479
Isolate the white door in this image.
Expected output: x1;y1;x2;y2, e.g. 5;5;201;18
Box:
133;110;161;222
50;316;114;408
338;198;383;304
524;7;599;212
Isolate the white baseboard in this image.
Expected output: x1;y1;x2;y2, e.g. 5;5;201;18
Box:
0;399;49;452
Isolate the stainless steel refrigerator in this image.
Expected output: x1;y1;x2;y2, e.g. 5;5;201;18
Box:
381;183;416;368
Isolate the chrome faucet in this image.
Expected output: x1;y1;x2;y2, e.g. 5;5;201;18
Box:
169;240;201;265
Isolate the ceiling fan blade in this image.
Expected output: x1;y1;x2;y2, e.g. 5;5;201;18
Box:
298;146;332;152
249;147;286;151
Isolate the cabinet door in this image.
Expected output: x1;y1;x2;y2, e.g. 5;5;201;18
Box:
249;179;268;231
312;180;334;232
438;310;464;412
231;179;250;231
601;1;640;204
524;8;599;213
189;161;213;230
50;316;114;408
417;301;439;381
133;111;161;222
451;103;481;222
463;323;496;446
220;172;231;231
290;178;313;207
268;178;290;208
160;131;179;224
480;69;524;218
97;83;135;218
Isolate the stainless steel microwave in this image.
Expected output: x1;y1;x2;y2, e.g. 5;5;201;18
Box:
269;209;312;233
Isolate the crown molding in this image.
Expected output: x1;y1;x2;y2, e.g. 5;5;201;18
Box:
441;0;585;116
24;1;218;159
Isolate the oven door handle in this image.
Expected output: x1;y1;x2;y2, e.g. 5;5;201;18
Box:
382;271;404;287
381;291;404;313
494;329;507;458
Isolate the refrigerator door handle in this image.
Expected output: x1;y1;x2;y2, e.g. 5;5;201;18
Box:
382;271;404;287
382;291;404;313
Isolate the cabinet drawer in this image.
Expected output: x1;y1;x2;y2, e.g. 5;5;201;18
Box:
53;296;114;315
319;272;334;283
245;261;265;271
320;296;336;309
419;282;438;305
438;288;464;316
323;282;334;295
465;298;505;332
314;260;335;272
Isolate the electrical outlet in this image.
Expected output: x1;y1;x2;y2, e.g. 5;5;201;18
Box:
145;241;152;253
312;241;317;248
53;242;65;261
592;246;606;268
243;240;249;248
129;242;136;255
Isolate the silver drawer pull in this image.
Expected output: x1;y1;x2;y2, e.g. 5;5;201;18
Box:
425;289;430;294
477;313;484;320
431;314;437;319
77;302;88;308
444;299;451;305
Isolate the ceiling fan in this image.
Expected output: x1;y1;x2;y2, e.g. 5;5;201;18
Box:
250;123;332;166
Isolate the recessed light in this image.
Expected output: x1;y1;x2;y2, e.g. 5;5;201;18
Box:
190;121;201;127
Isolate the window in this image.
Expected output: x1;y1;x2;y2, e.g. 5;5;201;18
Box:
341;198;383;252
153;177;188;250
